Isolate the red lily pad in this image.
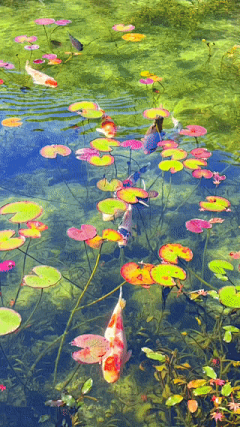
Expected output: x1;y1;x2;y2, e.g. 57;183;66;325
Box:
183;159;207;170
40;145;71;158
157;140;179;149
90;138;120;152
190;148;212;159
0;308;21;336
102;229;122;242
97;178;123;192
22;265;61;289
161;148;187;161
150;264;186;287
158;160;183;173
67;225;97;241
199;196;231;212
68;101;98;112
186;219;212;233
159;243;193;264
19;221;48;238
0;230;25;251
97;198;127;220
180;125;207;137
88;155;114;166
0;201;43;223
143;108;170;119
117;187;148;204
71;334;110;364
192;169;213;179
121;140;143;150
120;262;155;286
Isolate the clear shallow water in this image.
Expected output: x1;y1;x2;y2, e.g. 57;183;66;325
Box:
0;1;240;426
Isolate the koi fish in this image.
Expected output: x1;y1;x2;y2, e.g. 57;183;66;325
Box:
68;33;83;51
96;114;117;138
25;60;57;87
0;260;15;272
122;163;150;188
118;205;132;247
142;116;165;154
71;287;131;383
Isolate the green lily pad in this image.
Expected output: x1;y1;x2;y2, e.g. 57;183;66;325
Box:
193;386;213;396
199;196;231;212
88;155;114;166
0;201;43;223
202;366;217;379
97;198;127;217
183;158;207;170
68;101;98;112
223;325;240;333
81;378;93;395
0;308;21;335
208;260;234;280
219;286;240;308
117;187;148;204
223;330;232;343
161;148;187;161
159;243;193;265
141;347;166;362
80;109;103;119
158;160;183;173
165;395;183;406
0;230;25;251
23;266;61;289
221;382;232;397
90;138;120;152
97;178;122;192
150;264;186;287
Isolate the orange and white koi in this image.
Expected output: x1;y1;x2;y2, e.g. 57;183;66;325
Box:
101;286;131;383
25;60;57;88
96;114;117;138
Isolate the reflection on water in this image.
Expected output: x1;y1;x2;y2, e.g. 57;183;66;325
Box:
0;0;240;426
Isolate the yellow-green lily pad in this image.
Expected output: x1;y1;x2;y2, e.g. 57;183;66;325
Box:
97;198;127;216
88;155;114;166
97;178;122;192
183;159;207;170
161;148;187;161
0;230;25;251
208;260;234;280
150;264;186;287
116;187;148;204
0;201;43;223
219;286;240;308
0;308;21;335
199;196;231;212
68;101;98;112
165;395;183;406
158;160;183;173
23;265;61;289
80;109;103;119
90;138;120;152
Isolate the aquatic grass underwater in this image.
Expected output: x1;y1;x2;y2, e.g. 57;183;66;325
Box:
0;0;240;426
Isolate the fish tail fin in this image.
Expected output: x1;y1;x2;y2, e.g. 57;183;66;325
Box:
119;286;126;309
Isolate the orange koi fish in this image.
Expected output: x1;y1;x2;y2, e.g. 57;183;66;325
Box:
96;114;117;138
101;286;131;383
25;60;57;88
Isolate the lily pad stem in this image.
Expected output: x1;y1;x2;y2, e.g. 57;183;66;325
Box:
201;228;210;280
13;238;31;309
18;288;43;333
76;281;126;312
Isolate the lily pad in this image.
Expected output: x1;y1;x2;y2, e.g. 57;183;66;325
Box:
85;235;103;249
186;219;212;234
202;366;217;379
67;225;97;241
159;243;193;265
157;139;178;149
97;198;127;219
22;265;61;289
90;138;120;152
143;108;170;119
120;262;155;286
81;378;93;395
1;117;23;127
219;286;240;308
68;101;98;112
97;178;122;192
193;386;213;396
19;221;48;238
0;201;43;223
208;260;234;280
0;308;21;335
190;148;212;159
150;264;186;287
183;159;207;170
40;145;71;158
161;148;187;161
102;229;122;242
116;187;148;204
199;196;231;212
221;382;232;397
187;379;206;389
165;395;183;406
71;334;110;364
0;230;25;251
79;109;103;119
141;347;165;362
158;160;183;173
88;155;114;166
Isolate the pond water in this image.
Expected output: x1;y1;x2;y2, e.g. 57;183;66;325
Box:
0;0;240;426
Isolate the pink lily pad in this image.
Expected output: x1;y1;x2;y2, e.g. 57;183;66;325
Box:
0;230;25;251
71;334;110;364
186;219;212;233
112;24;135;32
67;225;97;241
117;187;148;204
121;140;143;150
190;148;212;159
199;196;231;212
0;201;43;223
90;138;120;152
40;145;71;159
180;125;207;137
161;148;187;161
150;264;186;287
183;159;207;170
158;160;183;173
75;147;99;161
97;178;123;192
139;78;154;85
157;139;179;149
192;169;213;179
35;18;55;25
88;155;114;166
143;108;170;120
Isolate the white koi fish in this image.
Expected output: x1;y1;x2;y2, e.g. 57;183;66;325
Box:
118;205;132;247
25;60;57;87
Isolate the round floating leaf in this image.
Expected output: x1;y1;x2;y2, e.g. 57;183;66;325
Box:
81;378;93;395
0;201;43;223
219;286;240;308
159;243;193;265
143;108;170;119
165;395;183;406
190;148;212;159
68;101;98;112
97;198;127;218
158;160;183;174
150;264;186;287
0;308;21;335
223;325;240;333
199;196;231;212
1;117;23;127
223;330;232;343
23;265;61;289
71;334;110;364
97;178;122;192
85;235;103;249
183;159;207;170
80;109;103;119
186;219;212;234
161;148;187;161
121;139;143;150
102;229;122;242
40;144;71;158
67;225;97;241
187;400;198;413
0;230;25;251
88;155;114;166
192;169;213;179
19;221;48;238
188;379;207;389
120;262;155;286
157;139;178;149
141;347;165;362
208;260;234;280
193;386;213;396
221;382;232;397
90;138;120;152
202;366;217;379
116;187;148;204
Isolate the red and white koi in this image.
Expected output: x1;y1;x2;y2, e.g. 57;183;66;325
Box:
102;286;131;383
96;114;117;138
118;205;132;247
25;60;57;88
